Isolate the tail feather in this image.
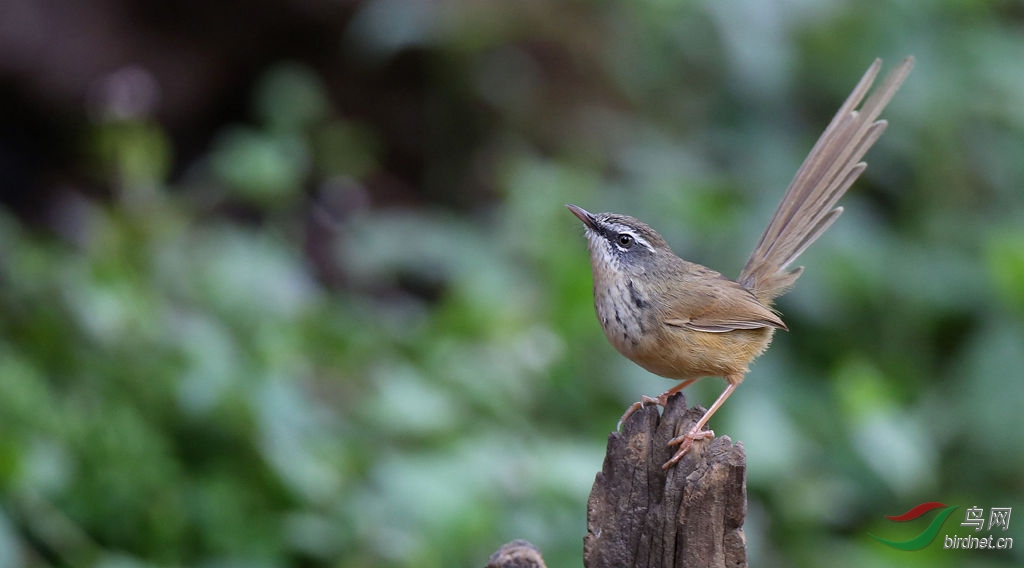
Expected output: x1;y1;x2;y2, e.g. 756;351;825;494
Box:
739;57;913;302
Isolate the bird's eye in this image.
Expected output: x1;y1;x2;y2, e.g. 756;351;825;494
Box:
617;233;634;248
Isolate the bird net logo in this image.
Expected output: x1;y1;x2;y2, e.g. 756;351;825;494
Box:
869;502;1013;551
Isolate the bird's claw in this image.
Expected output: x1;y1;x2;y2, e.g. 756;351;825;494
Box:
616;394;667;430
662;427;715;469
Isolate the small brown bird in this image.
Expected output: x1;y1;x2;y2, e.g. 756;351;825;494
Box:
569;57;913;468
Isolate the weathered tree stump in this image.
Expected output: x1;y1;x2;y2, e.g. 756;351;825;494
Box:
584;393;747;568
486;539;548;568
488;393;747;568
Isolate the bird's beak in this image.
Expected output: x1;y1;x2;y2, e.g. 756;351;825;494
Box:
566;204;598;230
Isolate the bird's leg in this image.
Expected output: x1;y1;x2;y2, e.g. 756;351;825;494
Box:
616;378;699;430
663;381;739;469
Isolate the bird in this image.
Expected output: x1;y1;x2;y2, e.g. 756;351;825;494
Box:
568;57;914;469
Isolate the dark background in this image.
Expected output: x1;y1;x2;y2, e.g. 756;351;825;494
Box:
1;0;1022;566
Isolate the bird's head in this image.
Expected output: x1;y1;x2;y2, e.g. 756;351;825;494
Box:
566;204;672;279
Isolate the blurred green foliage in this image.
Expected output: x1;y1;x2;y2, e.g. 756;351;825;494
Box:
1;0;1023;567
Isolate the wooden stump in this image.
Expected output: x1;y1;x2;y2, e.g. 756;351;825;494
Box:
488;393;747;568
486;539;548;568
584;393;747;568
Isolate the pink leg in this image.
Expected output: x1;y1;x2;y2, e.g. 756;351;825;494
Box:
616;378;699;430
663;382;739;469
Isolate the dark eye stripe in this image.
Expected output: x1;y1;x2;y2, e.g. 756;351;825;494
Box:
598;224;653;252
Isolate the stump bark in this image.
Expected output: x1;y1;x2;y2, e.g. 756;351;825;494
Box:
584;393;747;568
486;540;548;568
488;393;747;568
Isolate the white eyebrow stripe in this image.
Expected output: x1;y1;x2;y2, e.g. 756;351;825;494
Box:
607;224;655;252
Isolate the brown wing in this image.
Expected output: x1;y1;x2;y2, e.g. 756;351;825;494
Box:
661;268;787;333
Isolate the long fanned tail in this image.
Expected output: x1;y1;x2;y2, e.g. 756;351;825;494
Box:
738;57;914;303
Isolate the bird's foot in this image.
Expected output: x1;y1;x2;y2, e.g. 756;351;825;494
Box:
616;394;667;430
616;379;699;430
663;426;715;469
